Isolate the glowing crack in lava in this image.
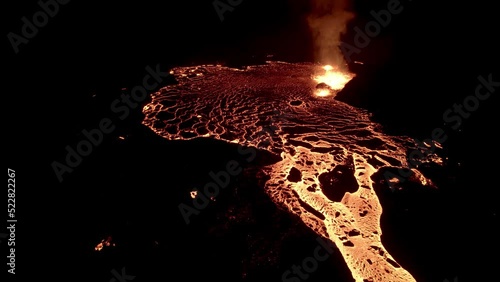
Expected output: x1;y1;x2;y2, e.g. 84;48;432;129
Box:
142;62;440;282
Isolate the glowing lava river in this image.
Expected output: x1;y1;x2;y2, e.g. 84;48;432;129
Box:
142;61;439;282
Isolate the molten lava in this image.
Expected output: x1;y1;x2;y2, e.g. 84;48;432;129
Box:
142;62;441;282
95;236;115;251
315;89;331;97
314;65;355;91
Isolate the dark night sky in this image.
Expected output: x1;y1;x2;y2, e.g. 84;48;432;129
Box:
4;0;499;281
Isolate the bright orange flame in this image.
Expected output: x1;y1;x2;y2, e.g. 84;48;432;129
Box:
95;236;114;251
190;190;198;199
313;65;355;91
323;65;334;71
95;242;104;251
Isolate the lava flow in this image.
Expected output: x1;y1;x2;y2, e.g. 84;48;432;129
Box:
142;61;440;282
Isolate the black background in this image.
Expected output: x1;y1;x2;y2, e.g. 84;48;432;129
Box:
4;0;499;281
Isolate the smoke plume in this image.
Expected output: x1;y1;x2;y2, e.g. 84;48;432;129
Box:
307;0;354;68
